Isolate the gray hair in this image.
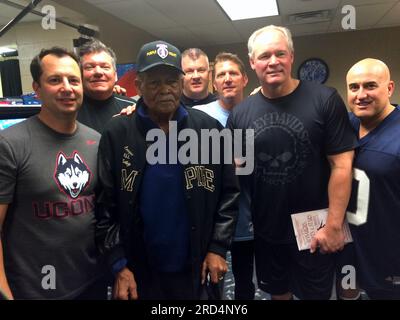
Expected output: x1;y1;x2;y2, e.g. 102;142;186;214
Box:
78;39;117;70
247;25;294;58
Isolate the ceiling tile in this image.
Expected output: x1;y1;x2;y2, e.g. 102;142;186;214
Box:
85;0;122;4
339;0;397;6
233;15;283;40
43;0;87;21
187;22;243;46
152;27;204;49
146;0;228;25
355;3;395;27
376;1;400;26
0;2;41;25
290;21;331;36
278;0;342;15
94;0;179;31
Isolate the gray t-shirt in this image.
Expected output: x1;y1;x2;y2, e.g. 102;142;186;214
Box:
0;116;101;299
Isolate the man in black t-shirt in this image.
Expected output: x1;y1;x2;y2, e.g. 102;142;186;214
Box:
77;40;136;134
227;25;357;300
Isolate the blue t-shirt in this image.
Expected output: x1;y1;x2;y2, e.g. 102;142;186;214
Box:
194;100;230;126
348;107;400;293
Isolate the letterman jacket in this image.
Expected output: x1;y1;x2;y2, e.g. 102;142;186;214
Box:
95;100;239;294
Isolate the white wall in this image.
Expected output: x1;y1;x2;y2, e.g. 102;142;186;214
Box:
0;21;79;94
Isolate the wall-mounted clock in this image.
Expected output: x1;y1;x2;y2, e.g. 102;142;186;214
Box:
298;58;329;84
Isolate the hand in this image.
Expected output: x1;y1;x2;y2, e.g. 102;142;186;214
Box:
201;252;228;284
113;267;138;300
114;104;136;117
310;225;345;254
113;85;127;96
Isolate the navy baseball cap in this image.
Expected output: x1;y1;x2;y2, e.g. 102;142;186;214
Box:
136;40;184;74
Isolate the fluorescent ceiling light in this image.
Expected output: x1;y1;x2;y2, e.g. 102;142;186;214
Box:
216;0;279;21
0;47;17;54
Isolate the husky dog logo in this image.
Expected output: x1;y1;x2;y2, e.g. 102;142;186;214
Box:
156;43;168;59
54;152;91;199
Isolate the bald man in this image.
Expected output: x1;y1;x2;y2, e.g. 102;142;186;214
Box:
346;58;400;299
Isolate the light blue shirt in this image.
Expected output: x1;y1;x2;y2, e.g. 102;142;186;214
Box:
194;100;230;126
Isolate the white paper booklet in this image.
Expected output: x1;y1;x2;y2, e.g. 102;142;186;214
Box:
291;208;353;251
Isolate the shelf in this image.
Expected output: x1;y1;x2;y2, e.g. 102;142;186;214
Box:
0;105;41;119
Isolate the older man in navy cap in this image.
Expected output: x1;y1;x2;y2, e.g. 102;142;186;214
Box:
95;40;239;300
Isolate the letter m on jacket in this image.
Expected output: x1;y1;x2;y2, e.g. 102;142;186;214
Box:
121;169;139;192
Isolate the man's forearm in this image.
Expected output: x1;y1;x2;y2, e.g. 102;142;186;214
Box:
327;152;354;229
